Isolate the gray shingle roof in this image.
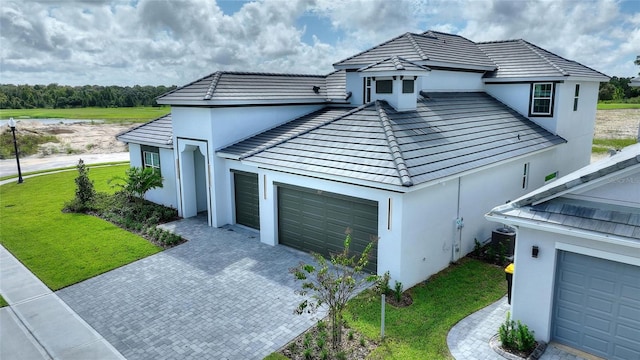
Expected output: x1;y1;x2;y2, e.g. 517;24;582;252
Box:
477;40;609;80
219;92;565;188
116;114;173;148
157;71;349;105
487;144;640;240
333;32;496;71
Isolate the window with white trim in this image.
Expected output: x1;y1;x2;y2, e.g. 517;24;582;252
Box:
142;146;161;174
530;82;554;116
573;84;580;111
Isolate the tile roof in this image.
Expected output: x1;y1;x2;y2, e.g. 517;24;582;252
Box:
631;77;640;87
219;92;565;188
358;56;431;74
333;32;496;71
116;114;173;148
157;71;349;105
477;40;610;80
487;144;640;240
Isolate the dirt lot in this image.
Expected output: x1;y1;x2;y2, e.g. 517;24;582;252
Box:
13;109;640;159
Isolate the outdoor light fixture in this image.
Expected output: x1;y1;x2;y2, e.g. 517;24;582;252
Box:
532;246;539;258
7;117;24;184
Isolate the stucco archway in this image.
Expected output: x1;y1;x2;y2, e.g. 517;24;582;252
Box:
178;139;212;226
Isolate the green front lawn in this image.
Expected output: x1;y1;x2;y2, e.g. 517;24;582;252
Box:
0;294;8;307
344;259;505;359
0;106;170;123
0;165;161;290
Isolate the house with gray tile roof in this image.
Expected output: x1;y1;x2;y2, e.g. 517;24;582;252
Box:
486;143;640;358
117;30;609;290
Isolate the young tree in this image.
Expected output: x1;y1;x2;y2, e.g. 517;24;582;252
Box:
290;229;378;351
109;166;163;201
63;159;95;212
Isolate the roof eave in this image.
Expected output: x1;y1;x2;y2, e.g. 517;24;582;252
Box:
156;98;331;106
485;211;640;250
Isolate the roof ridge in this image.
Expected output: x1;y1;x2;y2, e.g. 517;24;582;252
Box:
204;72;222;100
156;71;218;101
375;101;413;187
519;40;569;76
237;104;372;160
333;32;414;66
521;40;610;79
406;33;429;60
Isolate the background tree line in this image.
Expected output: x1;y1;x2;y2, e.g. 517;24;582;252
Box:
0;84;177;109
598;76;640;102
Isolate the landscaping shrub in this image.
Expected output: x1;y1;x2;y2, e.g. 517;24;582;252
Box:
109;166;163;200
63;159;96;212
499;312;536;354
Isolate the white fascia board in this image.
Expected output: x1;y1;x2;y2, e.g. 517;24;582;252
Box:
216;152;241;160
157;98;328;106
484;212;640;250
240;160;407;193
424;61;495;72
482;76;566;83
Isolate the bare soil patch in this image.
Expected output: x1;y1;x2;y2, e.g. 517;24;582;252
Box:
14;121;135;157
592;109;639;162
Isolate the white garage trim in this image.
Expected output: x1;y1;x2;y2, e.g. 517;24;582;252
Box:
556;243;640;267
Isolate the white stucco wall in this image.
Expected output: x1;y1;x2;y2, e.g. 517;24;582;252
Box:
127;144;178;209
572;171;640;207
420;70;484;92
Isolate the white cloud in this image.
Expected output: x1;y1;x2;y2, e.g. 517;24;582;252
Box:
0;0;638;86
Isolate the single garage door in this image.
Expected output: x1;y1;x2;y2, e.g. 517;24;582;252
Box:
552;251;640;359
233;171;260;229
278;185;378;273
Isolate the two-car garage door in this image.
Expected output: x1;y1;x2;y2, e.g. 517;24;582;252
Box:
277;185;378;273
553;251;640;359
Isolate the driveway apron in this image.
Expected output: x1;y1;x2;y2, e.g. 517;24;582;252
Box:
57;216;322;360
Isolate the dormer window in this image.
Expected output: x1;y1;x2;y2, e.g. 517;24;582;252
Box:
402;79;414;93
376;80;393;94
529;82;554;117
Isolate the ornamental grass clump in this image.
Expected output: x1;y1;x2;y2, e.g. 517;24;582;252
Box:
499;312;537;354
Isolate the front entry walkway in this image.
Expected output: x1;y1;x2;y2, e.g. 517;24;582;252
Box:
57;216;322;360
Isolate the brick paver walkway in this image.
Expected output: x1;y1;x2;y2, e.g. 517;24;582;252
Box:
57;216;321;360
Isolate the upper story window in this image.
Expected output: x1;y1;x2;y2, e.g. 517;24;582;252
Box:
529;82;554;116
573;84;580;111
142;146;161;175
376;80;393;94
363;77;372;103
402;79;414;94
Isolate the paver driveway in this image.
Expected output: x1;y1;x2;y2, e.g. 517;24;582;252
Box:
57;216;322;360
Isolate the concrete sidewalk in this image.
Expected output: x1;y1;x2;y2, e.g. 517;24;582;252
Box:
0;245;125;360
0;152;129;178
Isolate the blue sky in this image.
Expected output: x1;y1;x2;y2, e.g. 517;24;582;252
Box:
1;0;638;86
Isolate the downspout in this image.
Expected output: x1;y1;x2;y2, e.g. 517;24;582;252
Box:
453;177;463;263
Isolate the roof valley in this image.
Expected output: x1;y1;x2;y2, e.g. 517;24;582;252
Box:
375;101;413;187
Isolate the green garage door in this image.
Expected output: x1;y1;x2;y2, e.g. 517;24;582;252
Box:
233;171;260;229
553;251;640;360
278;185;378;273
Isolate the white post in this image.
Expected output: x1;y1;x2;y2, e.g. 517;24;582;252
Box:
381;294;386;339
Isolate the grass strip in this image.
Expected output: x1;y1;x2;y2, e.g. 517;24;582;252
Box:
597;103;640;110
0;107;170;123
0;294;7;307
344;258;506;360
592;138;638;154
0;165;160;290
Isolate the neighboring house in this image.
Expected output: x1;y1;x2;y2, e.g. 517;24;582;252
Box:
631;76;640;87
486;144;640;359
117;30;609;288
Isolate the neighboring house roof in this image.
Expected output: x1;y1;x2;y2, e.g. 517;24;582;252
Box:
631;76;640;87
487;143;640;240
477;40;610;81
117;114;173;149
333;31;497;71
219;92;565;189
157;71;349;106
